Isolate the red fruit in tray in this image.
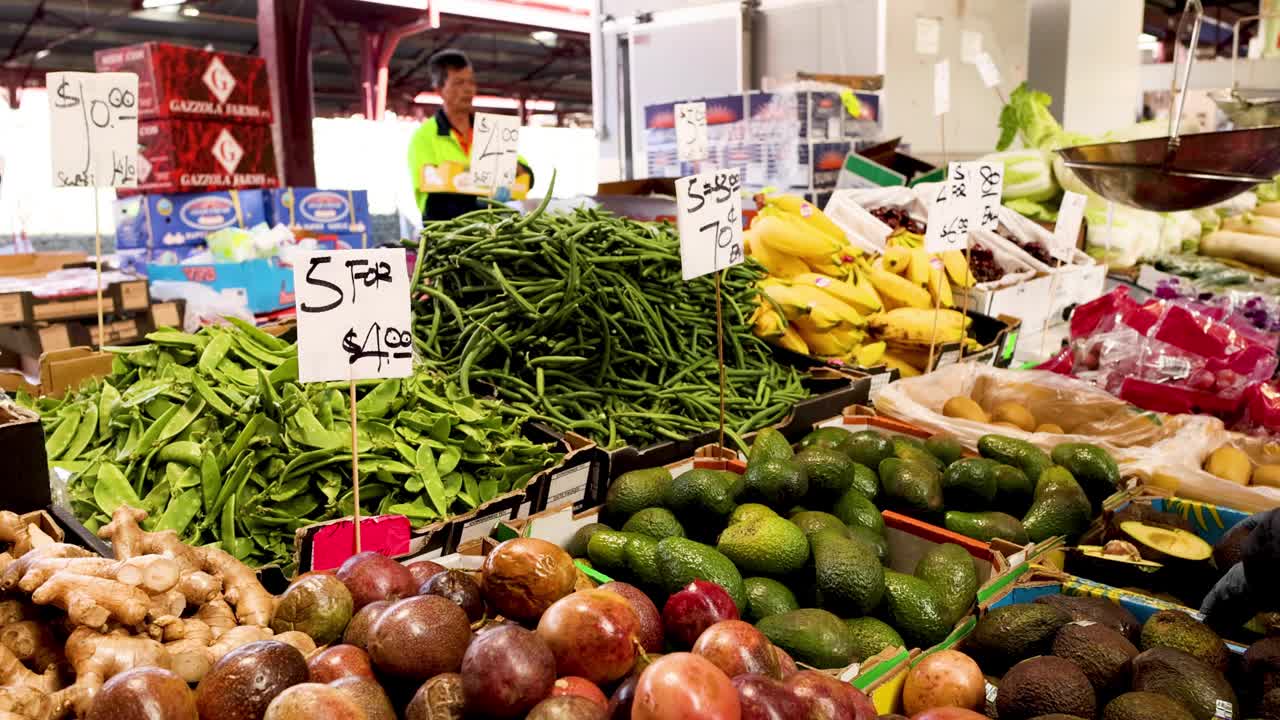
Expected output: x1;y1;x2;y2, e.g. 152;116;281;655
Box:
537;590;641;685
662;580;739;649
633;653;741;720
785;670;876;720
773;647;798;679
550;677;609;709
692;620;781;679
599;582;664;653
733;674;806;720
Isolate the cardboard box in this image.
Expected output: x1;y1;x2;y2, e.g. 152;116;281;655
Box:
94;42;272;124
0;253;88;278
0;403;51;513
114;189;268;249
145;257;293;314
0;279;149;325
130;120;279;195
266;188;372;235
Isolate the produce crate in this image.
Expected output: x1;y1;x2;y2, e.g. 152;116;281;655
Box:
0;401;51;514
291;427;598;572
0;278;149;326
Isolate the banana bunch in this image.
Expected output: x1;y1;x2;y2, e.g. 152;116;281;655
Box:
866;307;983;377
745;193;865;280
751;275;887;366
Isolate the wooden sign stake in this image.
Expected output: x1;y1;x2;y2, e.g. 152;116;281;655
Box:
714;270;728;450
926;259;945;372
93;191;104;349
349;368;362;553
957;236;974;361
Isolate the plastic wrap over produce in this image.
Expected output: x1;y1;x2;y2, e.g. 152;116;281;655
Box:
872;362;1223;466
1126;428;1280;513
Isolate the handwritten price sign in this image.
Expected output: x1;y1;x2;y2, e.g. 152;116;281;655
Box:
295;248;414;383
47;72;139;189
677;169;744;280
924;162;976;254
674;101;709;162
976;160;1004;231
470;112;520;193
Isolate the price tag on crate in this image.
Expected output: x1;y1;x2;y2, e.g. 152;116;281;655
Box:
975;52;1002;89
295;248;414;383
934;60;950;117
1051;191;1088;262
924;161;979;253
674;101;709;162
677;169;744;281
47;72;139;188
470;112;520;194
975;159;1004;231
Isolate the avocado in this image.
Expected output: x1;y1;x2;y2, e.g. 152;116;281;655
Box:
740;458;809;509
979;434;1053;484
844;430;897;469
623;533;663;588
1051;443;1122;511
1140;610;1230;673
849;526;889;564
565;522;611;558
810;528;885;616
941;458;999;509
586;529;636;572
913;544;978;626
755;609;857;670
1131;647;1238;720
1244;637;1280;703
621;507;685;539
750;427;794;463
895;442;945;472
1022;466;1092;542
730;503;778;526
1034;595;1141;642
880;570;951;648
604;467;671;523
664;468;737;519
996;656;1097;720
1102;692;1195;720
654;537;747;611
795;446;869;502
789;510;851;539
994;463;1034;514
799;426;856;457
833;488;885;537
717;515;810;576
1117;521;1213;563
879;457;944;517
743;577;800;623
1052;620;1139;695
924;434;965;466
969;603;1071;671
843;617;906;663
945;510;1029;544
1064;545;1166;591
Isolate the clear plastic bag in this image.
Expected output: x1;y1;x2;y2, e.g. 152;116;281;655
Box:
149;280;254;332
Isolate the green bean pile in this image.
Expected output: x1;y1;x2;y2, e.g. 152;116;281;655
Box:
410;201;812;449
24;319;561;569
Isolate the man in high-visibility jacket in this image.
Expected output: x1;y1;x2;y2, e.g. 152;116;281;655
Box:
407;49;533;221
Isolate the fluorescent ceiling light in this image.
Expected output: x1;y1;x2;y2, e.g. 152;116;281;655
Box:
432;0;590;33
354;0;427;7
531;30;559;45
414;93;556;112
181;6;200;16
34;49;50;59
141;0;185;8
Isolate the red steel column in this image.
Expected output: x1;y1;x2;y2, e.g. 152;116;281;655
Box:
258;0;317;186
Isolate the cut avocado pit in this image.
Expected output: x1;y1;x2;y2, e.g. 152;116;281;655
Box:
1066;544;1163;590
1118;521;1213;563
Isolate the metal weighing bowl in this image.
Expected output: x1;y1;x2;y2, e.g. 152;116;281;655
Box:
1210;88;1280;128
1057;125;1280;211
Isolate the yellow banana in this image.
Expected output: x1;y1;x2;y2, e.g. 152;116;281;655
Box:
855;341;887;367
746;226;809;278
852;270;884;312
883;246;912;275
863;263;932;309
941;250;976;288
898;231;924;249
793;272;882;315
907;248;930;286
761;192;849;244
927;264;954;308
751;301;786;340
804;253;849;278
758;279;813;321
795;320;863;357
753;211;843;258
869;307;970;345
882;351;923;377
775;325;810;355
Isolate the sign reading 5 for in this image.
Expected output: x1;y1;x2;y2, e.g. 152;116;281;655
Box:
677;169;744;281
294;248;413;383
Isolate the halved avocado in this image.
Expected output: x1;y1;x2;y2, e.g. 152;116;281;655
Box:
1065;543;1165;590
1118;521;1213;563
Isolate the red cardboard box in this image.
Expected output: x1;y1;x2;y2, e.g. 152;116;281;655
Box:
130;120;280;195
94;43;272;125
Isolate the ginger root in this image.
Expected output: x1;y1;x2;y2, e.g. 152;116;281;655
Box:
163;619;213;683
0;511;43;558
0;642;58;694
0;545;91;592
0;685;52;719
16;554;180;596
200;547;275;626
206;625;274;663
273;631;316;658
46;628;170;719
30;571;151;631
0;620;62;673
195;599;236;641
178;571;221;606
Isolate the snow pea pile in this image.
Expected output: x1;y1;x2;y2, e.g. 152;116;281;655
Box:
410;202;811;449
25;319;561;569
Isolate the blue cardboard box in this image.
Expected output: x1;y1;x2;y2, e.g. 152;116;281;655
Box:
145;257;294;314
266;188;370;234
114;190;267;249
147;244;208;266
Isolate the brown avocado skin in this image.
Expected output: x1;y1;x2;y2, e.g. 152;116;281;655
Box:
196;640;308;720
1131;647;1239;720
1139;610;1230;674
87;667;197;720
1035;595;1141;642
1052;621;1139;696
1102;692;1195;720
996;656;1097;720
